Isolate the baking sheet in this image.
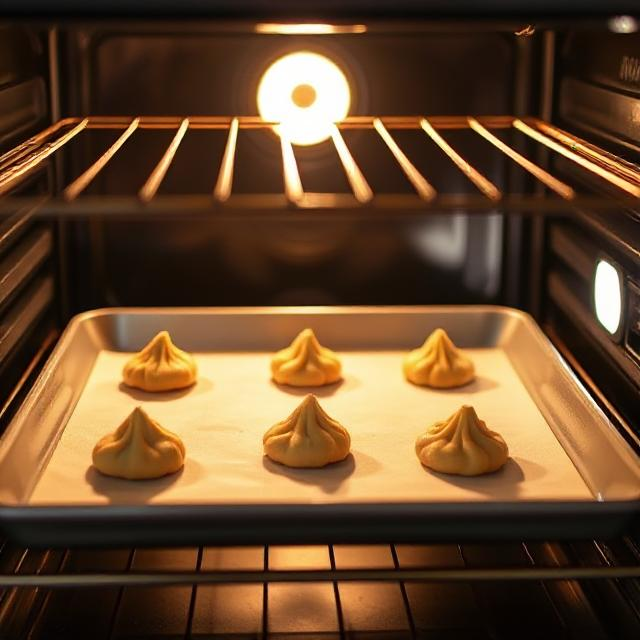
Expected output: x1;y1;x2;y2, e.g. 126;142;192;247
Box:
29;347;593;506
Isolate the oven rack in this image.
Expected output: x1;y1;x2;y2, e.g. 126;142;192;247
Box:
1;539;638;638
1;115;639;217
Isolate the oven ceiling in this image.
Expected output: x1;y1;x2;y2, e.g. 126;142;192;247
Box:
2;0;640;18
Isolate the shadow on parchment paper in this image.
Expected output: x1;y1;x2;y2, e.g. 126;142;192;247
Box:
423;457;546;500
116;377;214;402
262;450;382;494
270;374;360;398
409;375;499;394
85;459;205;504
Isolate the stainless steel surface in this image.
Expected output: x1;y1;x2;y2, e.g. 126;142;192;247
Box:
0;306;637;546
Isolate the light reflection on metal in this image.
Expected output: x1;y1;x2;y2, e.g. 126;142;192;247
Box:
280;133;304;203
420;118;500;201
2;115;639;210
530;119;640;186
515;25;536;36
214;118;239;202
374;118;436;201
255;23;367;35
0;119;88;196
331;125;373;203
468;117;575;200
64;118;139;201
139;118;189;202
513;119;640;198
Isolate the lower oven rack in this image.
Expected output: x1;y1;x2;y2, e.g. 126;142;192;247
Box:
1;115;639;217
0;539;638;639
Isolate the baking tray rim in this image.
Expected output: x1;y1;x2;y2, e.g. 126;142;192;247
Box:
67;303;532;325
1;304;638;545
2;501;639;547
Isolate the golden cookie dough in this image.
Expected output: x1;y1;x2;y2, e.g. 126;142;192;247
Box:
122;331;197;392
271;328;342;387
415;405;508;476
263;394;351;468
92;406;186;480
403;328;475;388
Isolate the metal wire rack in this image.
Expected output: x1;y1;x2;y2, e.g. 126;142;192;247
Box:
1;115;639;216
0;539;638;638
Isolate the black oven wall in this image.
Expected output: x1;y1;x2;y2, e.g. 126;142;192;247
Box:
57;27;535;310
0;25;56;432
543;30;640;440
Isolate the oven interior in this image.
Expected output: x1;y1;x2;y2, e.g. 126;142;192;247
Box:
0;9;639;639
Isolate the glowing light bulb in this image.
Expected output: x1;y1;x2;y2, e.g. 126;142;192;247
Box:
594;259;623;336
257;51;351;146
608;15;638;34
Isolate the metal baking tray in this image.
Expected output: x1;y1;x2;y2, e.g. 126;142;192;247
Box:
0;306;638;547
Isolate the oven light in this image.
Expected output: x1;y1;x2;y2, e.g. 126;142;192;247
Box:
255;23;367;35
607;16;638;34
593;259;623;336
257;51;351;146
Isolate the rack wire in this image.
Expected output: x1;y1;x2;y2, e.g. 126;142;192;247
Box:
1;561;639;589
0;539;638;639
1;115;639;216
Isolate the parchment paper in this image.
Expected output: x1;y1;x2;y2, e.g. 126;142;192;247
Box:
29;349;593;505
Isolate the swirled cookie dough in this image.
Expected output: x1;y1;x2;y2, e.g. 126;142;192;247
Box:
92;406;186;480
271;328;342;387
263;394;351;468
404;328;475;388
415;405;508;476
122;331;197;392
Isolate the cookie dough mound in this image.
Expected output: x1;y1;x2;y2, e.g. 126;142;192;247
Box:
403;328;475;388
263;394;351;468
122;331;197;392
415;405;508;476
271;328;342;387
92;406;186;480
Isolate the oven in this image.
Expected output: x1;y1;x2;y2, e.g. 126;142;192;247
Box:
0;1;639;638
